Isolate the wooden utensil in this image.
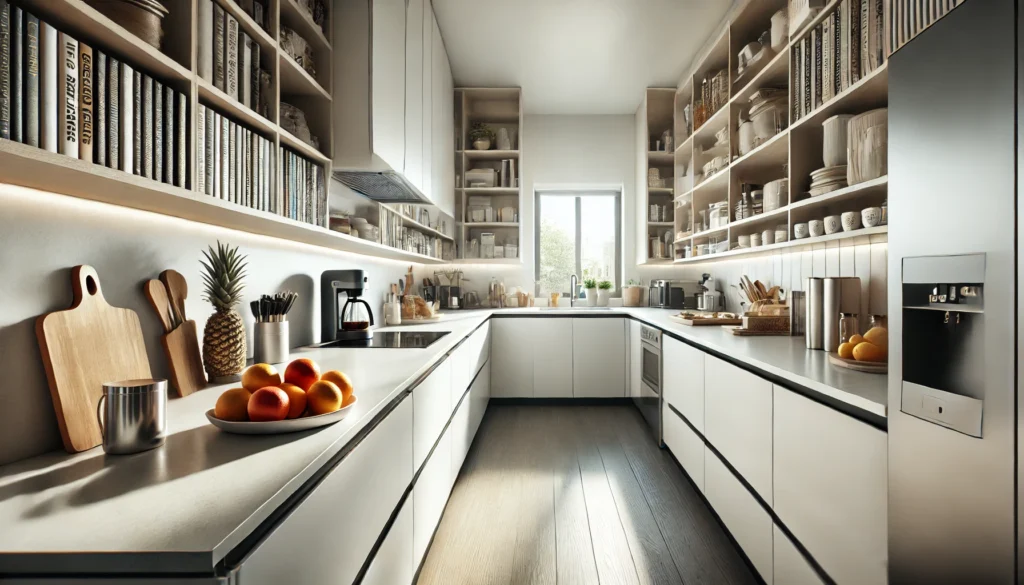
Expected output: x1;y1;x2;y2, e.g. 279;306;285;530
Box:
144;279;176;332
36;266;153;453
158;270;206;397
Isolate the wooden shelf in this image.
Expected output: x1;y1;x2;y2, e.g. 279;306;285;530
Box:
648;151;675;165
197;78;277;136
278;52;331;100
728;205;790;231
280;0;331;52
0;141;450;265
647;222;674;227
461;187;519;195
218;0;277;53
463;222;520;228
640;259;675;266
693;103;730;144
279;127;331;164
448;258;522;265
732;47;790;106
648;187;674;195
675;226;888;264
381;205;455;241
460;149;520;161
731;130;789;177
790;63;889;133
789;176;889;212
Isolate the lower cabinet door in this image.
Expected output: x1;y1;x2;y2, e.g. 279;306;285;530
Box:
450;391;471;481
363;498;414;585
704;447;773;584
532;318;573;398
572;318;626;397
629;320;642;399
414;359;452;470
773;525;824;585
662;403;705;492
491;319;535;397
469;360;490;438
449;339;472;406
413;428;453;567
236;398;413;585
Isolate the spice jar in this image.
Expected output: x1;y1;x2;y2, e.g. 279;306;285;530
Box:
840;313;861;343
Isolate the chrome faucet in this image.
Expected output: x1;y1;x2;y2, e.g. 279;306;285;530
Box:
569;275;578;307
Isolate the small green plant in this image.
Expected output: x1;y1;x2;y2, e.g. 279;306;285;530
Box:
625;279;642;287
598;280;614;290
469;122;496;142
583;278;597;289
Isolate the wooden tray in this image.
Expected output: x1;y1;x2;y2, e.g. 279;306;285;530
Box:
828;353;888;374
725;326;790;336
669;314;742;326
206;397;358;435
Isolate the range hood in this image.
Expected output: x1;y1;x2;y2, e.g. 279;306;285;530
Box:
332;169;431;204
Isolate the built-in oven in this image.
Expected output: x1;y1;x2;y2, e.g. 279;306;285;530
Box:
636;325;662;444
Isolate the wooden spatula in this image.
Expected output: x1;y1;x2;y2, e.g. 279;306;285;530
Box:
159;269;189;323
157;270;206;396
144;279;176;332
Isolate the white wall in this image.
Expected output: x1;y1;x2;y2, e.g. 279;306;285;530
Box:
0;184;410;465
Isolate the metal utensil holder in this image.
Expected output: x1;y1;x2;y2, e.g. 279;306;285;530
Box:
255;321;289;364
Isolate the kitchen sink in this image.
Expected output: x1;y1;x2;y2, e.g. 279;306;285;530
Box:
539;306;613;310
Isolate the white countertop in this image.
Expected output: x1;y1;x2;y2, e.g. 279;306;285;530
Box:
0;307;887;575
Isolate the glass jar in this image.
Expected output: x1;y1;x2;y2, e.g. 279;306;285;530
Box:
751;189;764;215
840;313;861;343
869;314;888;329
880;198;888;225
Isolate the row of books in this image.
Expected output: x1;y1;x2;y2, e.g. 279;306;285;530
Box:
0;2;187;187
198;0;269;118
197;103;274;211
281;148;327;228
889;0;963;53
791;0;886;122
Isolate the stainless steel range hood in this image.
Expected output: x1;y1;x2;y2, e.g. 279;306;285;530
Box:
331;169;431;204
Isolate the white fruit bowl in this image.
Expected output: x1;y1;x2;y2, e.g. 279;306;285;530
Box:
206;396;358;435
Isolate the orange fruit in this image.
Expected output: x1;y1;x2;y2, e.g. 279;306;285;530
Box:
342;394;356;408
853;341;886;363
837;342;855;360
307;380;343;415
248;387;290;422
848;334;865;346
215;387;252;421
863;327;888;350
285;358;321;391
321;370;354;402
278;383;307;419
242;363;282;392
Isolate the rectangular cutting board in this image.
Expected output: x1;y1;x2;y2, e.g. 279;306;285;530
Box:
36;266;153;452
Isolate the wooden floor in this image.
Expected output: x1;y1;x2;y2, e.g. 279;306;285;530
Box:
416;405;759;585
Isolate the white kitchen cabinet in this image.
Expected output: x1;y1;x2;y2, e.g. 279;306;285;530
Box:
469;360;491;438
449;338;472;407
705;447;773;584
363;498;414;585
450;391;471;481
414;427;452;567
572;318;626;397
773;525;824;585
430;12;454;213
491;319;535;397
420;5;433;201
773;386;887;585
414;359;452;470
532;318;574;398
663;401;705;492
237;398;413;585
704;356;773;503
403;0;424;192
629;320;642;399
469;322;490;377
662;336;705;433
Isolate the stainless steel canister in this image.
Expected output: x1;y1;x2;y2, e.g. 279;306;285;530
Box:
805;278;824;349
822;277;862;352
789;291;806;336
96;379;167;455
255;321;290;364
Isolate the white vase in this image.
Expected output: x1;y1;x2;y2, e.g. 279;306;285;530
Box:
585;288;598;307
496;128;512;150
473;138;491;151
597;289;611;307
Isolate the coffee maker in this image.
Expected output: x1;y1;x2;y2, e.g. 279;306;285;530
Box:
321;270;374;342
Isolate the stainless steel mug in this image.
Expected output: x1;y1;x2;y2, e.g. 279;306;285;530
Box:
255;321;289;364
96;379;167;455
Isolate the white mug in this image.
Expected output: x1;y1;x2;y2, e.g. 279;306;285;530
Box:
762;229;775;245
862;207;882;228
750;232;762;247
824;215;841;235
808;219;825;237
841;211;862;232
738;234;751;248
794;222;809;239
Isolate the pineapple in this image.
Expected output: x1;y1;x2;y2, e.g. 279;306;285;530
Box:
200;241;248;379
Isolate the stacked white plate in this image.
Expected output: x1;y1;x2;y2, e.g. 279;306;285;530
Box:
809;165;848;196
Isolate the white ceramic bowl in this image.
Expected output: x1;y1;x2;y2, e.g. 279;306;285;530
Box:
738;234;751;247
824;215;842;235
775;229;788;243
750;233;762;247
841;211;862;231
762;229;775;245
206;397;358;435
862;207;882;228
794;222;809;239
808;219;825;237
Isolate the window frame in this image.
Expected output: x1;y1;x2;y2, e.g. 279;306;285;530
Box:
533;189;622;296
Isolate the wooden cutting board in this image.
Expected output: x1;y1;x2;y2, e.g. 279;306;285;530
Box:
668;314;742;326
828;352;888;374
163;320;207;396
36;266;153;452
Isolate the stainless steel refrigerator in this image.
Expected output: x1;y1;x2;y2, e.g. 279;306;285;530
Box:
888;0;1017;582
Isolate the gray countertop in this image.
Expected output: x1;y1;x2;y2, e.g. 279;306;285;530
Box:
0;306;887;575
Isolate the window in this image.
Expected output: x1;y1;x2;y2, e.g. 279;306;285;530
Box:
535;191;621;295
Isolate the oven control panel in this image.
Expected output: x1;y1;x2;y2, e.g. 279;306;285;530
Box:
641;326;661;345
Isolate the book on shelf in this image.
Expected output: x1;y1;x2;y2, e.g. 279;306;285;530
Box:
141;74;153;179
811;27;820;110
108;56;119;168
225;14;238;101
24;11;38;147
801;37;810;118
204;106;214;195
791;41;800;122
119;62;132;173
153;79;163;181
78;42;93;163
240;33;251;108
10;4;23;142
822;15;832;104
132;69;141;175
95;50;105;165
0;0;10;140
57;31;78;158
213;1;226;91
244;128;251;207
197;103;206;193
213;111;222;198
250;43;260;113
198;0;213;82
832;9;841;98
176;92;186;187
39;20;56;152
163;85;173;184
849;0;861;87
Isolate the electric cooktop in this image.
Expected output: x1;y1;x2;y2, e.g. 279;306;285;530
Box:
322;331;450;349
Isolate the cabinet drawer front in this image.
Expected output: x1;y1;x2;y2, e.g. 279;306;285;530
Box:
414;430;452;566
449;340;472;407
705;448;773;584
572;318;626;397
773;386;887;585
704;356;773;502
238;398;413;585
662;336;705;432
363;497;414;585
663;404;705;492
469;361;490;439
414;359;452;470
491;319;535;397
450;393;471;480
773;525;824;585
470;322;490;377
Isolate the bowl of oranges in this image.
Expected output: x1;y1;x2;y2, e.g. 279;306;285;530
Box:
206;359;358;434
829;326;888;374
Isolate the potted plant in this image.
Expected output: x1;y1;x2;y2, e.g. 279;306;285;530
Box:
582;278;598;307
623;279;644;307
200;241;248;381
469;122;495;151
597;280;614;307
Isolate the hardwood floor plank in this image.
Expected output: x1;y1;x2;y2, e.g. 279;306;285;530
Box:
548;408;601;585
584;407;684;585
569;409;643;585
510;407;557;585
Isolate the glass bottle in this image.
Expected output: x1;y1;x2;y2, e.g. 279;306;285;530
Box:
840;313;861;343
880;198;888;225
869;314;888;330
